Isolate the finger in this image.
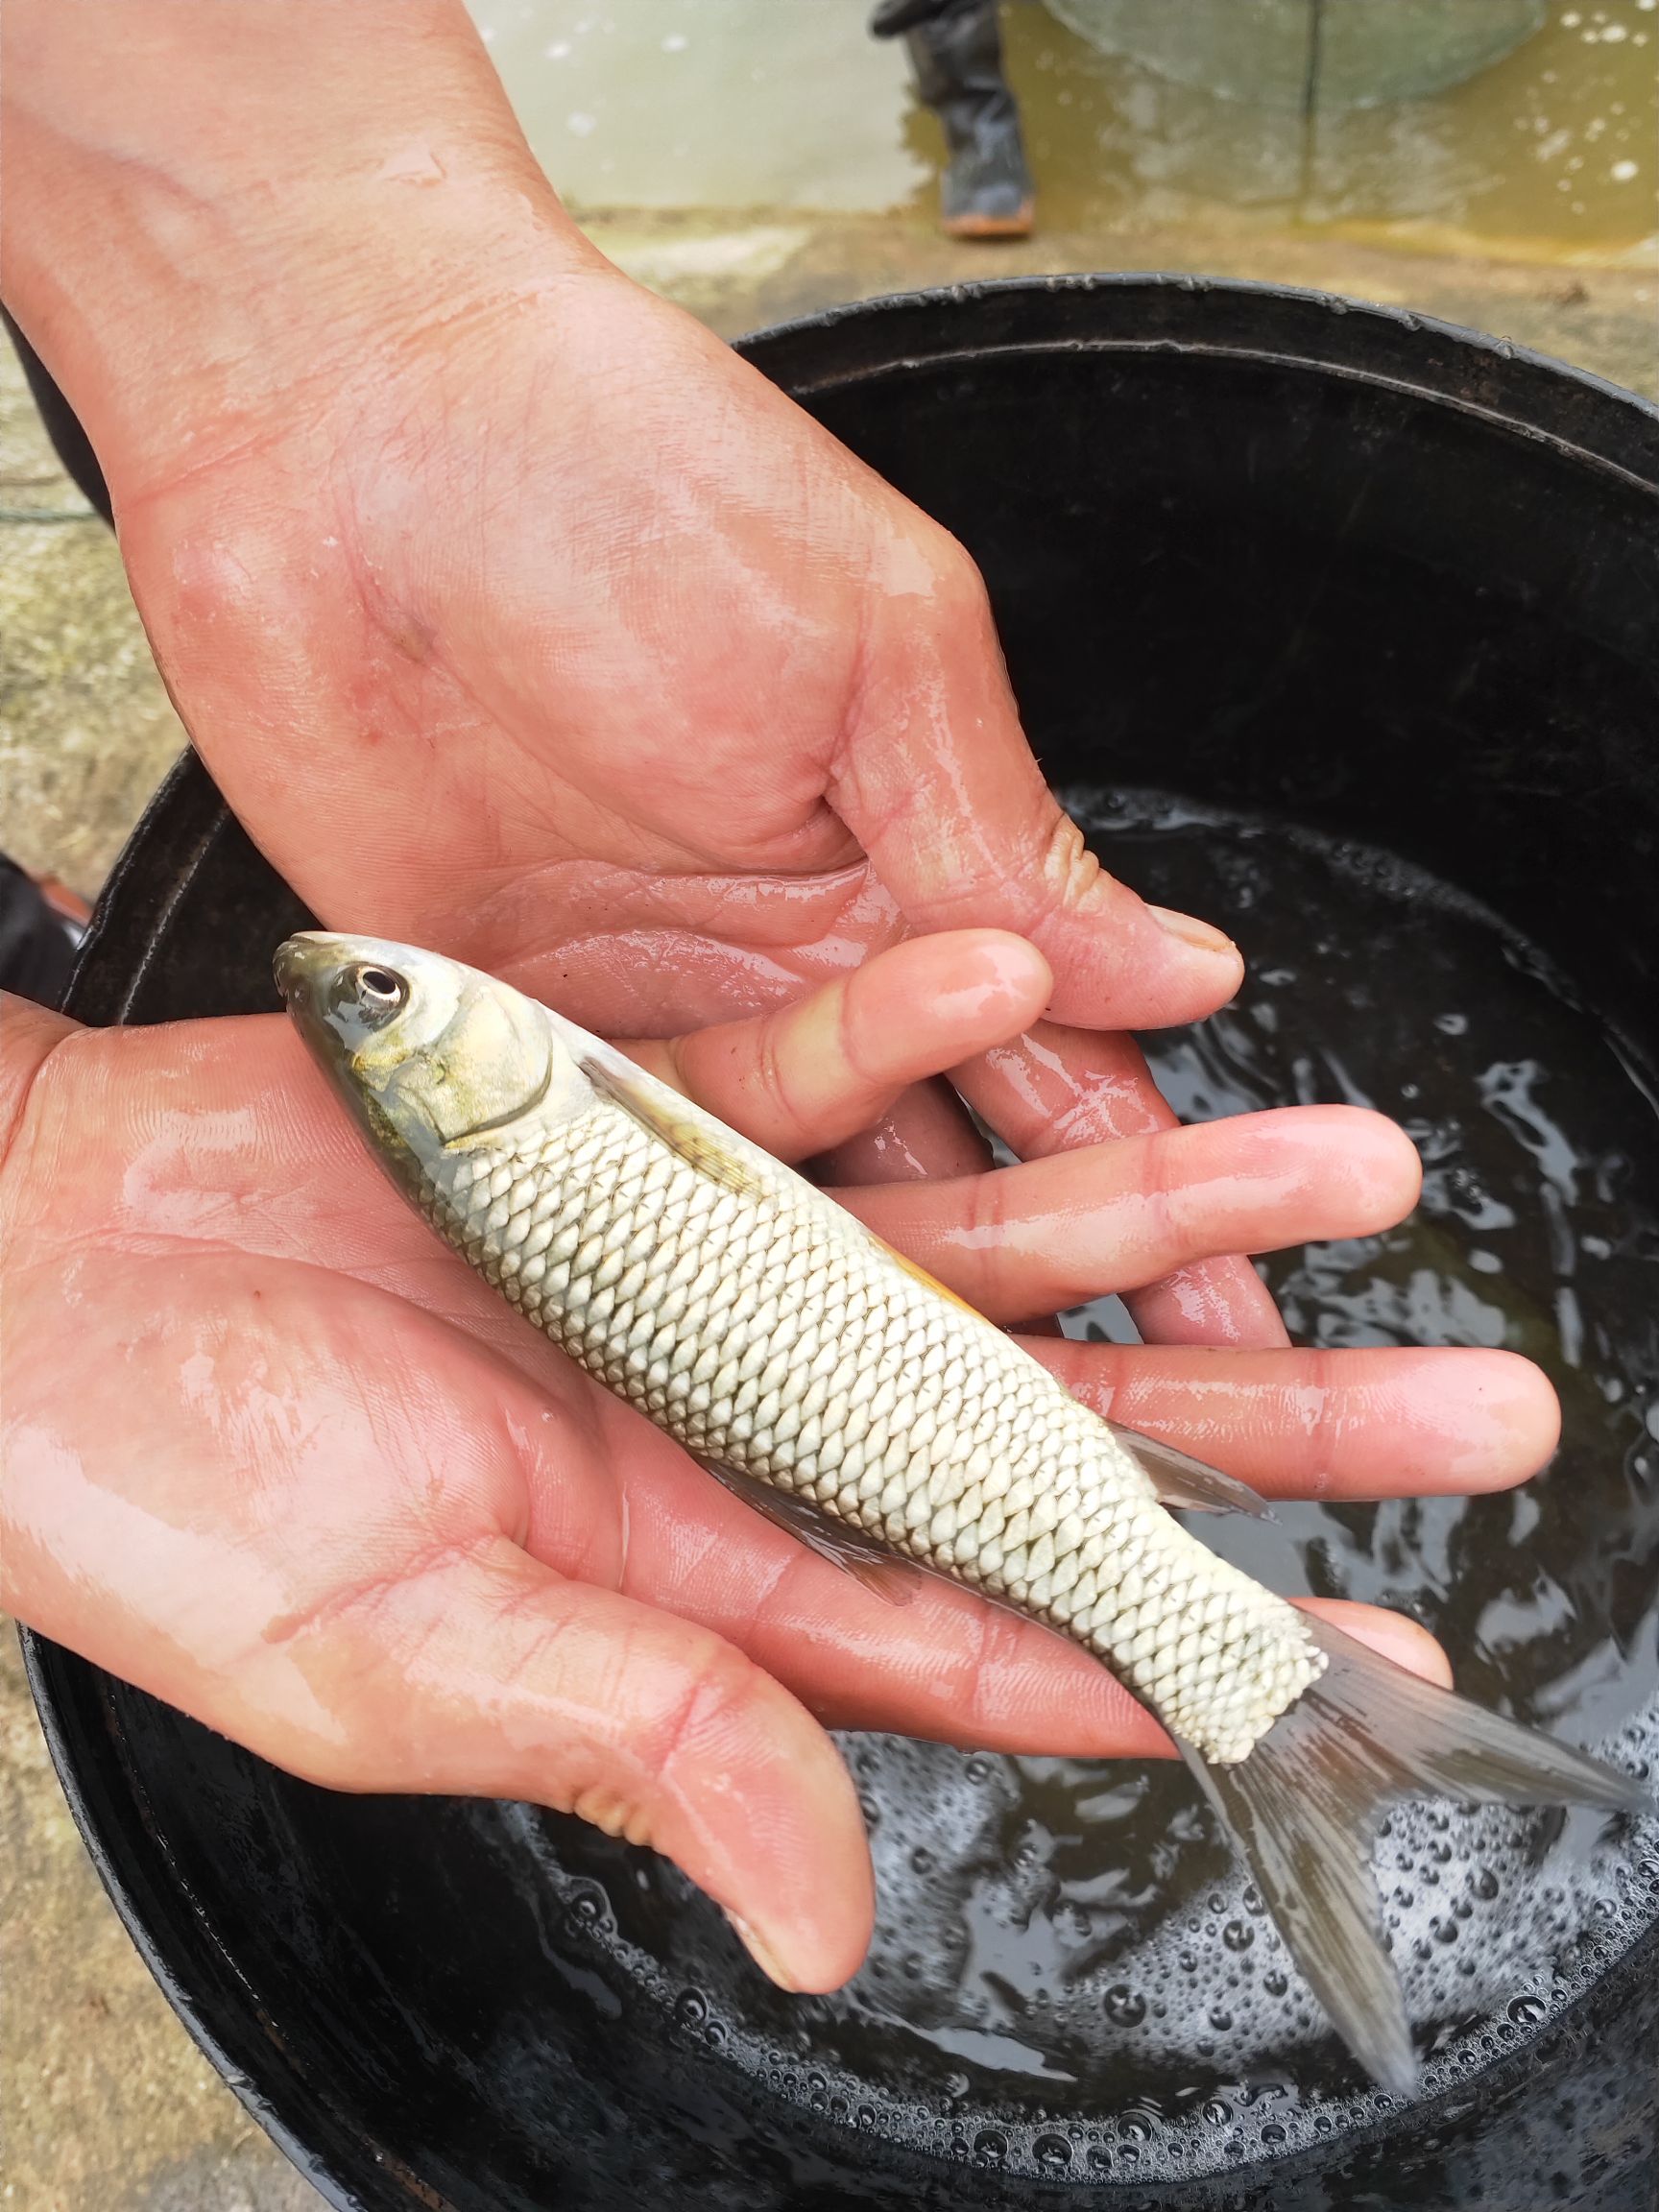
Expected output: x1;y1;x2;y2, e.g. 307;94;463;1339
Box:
536;1376;1475;1764
833;545;1243;1029
833;1106;1424;1320
600;1449;1177;1759
815;1077;996;1188
641;929;1050;1164
952;1019;1288;1349
1299;1599;1455;1688
1020;1343;1560;1501
303;1537;871;1992
614;1456;1455;1748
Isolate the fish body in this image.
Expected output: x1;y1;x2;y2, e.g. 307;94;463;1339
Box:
432;1015;1319;1766
277;932;1647;2092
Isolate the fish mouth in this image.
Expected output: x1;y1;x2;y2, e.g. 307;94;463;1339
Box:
274;930;351;1010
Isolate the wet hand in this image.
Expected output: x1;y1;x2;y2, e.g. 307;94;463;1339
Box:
6;0;1277;1351
1;935;1556;1990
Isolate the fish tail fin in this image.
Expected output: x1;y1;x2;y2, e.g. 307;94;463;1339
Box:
1177;1615;1647;2096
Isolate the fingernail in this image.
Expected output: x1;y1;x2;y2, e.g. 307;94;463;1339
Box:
1149;905;1239;959
725;1910;801;1992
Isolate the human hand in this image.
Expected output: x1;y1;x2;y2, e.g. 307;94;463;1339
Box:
3;0;1277;1352
2;932;1558;1990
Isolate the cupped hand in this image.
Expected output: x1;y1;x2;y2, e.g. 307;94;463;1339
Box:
1;932;1557;1991
4;0;1280;1347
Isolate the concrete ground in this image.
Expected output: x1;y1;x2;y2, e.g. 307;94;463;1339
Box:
3;191;1656;2211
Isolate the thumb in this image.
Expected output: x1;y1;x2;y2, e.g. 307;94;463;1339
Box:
831;541;1243;1028
308;1536;873;1994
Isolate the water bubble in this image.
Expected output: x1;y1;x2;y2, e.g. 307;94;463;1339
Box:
1103;1983;1146;2026
566;1881;613;1931
973;2128;1008;2167
1033;2133;1072;2171
1223;1920;1255;1952
1508;1993;1550;2027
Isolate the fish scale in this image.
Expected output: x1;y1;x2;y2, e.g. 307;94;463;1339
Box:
426;1088;1323;1763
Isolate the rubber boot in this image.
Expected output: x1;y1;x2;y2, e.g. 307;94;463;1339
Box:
887;0;1035;240
0;855;88;1007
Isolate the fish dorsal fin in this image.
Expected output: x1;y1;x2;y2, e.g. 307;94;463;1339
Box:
1108;1422;1273;1520
577;1050;764;1196
693;1457;919;1605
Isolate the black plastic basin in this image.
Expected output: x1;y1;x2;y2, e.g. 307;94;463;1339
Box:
27;277;1659;2210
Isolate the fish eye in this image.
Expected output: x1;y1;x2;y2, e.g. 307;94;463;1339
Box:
356;966;404;1004
345;963;409;1026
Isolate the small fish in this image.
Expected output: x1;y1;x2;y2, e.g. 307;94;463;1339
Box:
276;931;1647;2092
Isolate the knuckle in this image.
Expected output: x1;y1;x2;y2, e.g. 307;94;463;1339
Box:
1303;1347;1342;1500
750;1014;805;1142
957;1599;1029;1738
960;1166;1011;1251
644;1632;766;1791
1037;810;1109;914
1137;1132;1186;1262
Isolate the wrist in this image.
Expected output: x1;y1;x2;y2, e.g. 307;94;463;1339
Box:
1;0;603;505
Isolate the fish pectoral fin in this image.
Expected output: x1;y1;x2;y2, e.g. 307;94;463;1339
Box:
692;1457;920;1605
1107;1422;1274;1520
577;1051;764;1196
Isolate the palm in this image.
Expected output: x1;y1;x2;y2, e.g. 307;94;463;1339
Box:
5;950;1553;1986
117;266;1298;1343
118;271;1229;1039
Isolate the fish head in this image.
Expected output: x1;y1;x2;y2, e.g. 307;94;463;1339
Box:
275;932;585;1181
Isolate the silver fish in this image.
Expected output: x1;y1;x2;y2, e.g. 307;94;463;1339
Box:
276;931;1647;2092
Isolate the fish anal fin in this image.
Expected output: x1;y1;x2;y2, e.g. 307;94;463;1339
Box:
694;1456;918;1606
1109;1422;1273;1520
579;1053;763;1195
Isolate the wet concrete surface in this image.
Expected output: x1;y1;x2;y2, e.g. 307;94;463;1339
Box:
4;129;1657;2212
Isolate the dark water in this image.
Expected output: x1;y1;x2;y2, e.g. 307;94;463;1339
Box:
496;790;1659;2184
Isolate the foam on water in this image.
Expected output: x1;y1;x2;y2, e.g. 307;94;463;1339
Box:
493;789;1659;2184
